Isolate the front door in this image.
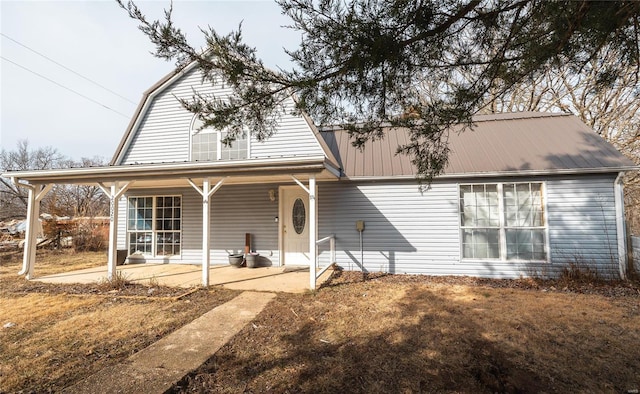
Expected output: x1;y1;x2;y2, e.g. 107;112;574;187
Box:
282;187;310;266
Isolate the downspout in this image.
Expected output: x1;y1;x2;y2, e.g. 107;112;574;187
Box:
614;172;628;279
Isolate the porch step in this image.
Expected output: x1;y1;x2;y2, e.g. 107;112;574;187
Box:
62;291;276;394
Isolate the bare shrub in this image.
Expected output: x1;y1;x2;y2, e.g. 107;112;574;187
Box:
148;275;159;288
73;221;107;252
559;262;600;284
97;270;130;291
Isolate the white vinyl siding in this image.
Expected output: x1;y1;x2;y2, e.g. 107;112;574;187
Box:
318;175;619;278
318;181;461;275
249;100;325;158
120;69;219;164
119;68;325;164
546;175;620;277
117;197;127;250
113;174;621;279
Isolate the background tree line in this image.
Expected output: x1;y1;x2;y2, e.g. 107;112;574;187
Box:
0;140;108;221
473;45;639;234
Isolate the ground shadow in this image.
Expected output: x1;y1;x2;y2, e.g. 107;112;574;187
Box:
168;286;563;393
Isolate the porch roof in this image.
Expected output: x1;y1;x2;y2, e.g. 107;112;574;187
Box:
2;155;340;186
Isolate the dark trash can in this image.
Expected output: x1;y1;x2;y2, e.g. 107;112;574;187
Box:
116;250;128;266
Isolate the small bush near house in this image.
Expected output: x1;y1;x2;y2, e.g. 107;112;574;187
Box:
559;260;602;284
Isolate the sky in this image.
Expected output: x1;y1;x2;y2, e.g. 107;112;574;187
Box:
0;0;299;162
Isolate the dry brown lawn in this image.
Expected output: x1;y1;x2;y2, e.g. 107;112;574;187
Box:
1;249;639;393
0;249;239;393
171;272;640;394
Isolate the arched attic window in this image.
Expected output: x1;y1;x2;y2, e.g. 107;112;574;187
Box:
190;116;248;161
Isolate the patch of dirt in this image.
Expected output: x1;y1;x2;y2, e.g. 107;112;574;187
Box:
326;270;640;298
4;278;194;298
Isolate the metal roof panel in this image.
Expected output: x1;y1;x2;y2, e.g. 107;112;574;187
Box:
320;113;635;178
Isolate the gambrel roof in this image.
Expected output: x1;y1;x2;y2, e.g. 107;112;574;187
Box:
320;112;636;179
110;62;340;170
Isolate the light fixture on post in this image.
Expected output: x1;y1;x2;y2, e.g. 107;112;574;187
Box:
268;189;276;202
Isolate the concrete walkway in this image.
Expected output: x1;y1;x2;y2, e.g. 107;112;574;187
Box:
62;291;276;394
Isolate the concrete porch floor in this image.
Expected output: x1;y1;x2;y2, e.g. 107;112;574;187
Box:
34;263;333;293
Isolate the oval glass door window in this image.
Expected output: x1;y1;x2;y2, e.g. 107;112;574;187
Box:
292;198;306;234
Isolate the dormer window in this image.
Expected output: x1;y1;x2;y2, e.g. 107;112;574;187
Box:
191;117;248;161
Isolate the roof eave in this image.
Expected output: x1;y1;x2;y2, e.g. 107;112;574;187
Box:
5;155;333;184
342;165;639;181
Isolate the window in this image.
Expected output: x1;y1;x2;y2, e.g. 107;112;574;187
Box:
127;196;181;256
191;117;248;161
459;182;546;261
292;198;306;234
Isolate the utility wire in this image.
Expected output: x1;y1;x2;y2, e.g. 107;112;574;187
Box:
1;33;138;105
1;56;130;119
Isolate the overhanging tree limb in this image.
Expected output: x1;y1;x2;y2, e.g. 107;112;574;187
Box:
118;0;640;185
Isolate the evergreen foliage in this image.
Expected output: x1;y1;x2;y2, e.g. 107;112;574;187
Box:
118;0;639;184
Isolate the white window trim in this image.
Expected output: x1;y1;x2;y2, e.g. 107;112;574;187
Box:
458;181;549;263
189;116;251;161
126;195;182;258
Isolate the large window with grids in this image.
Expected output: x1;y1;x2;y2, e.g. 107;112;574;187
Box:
127;196;181;256
191;117;248;161
459;182;546;261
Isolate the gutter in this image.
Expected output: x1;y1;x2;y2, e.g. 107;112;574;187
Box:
2;155;333;184
614;171;628;279
343;165;639;181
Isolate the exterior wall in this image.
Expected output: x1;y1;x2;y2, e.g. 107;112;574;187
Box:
546;174;620;278
317;181;462;275
249;100;325;159
208;183;280;265
119;68;324;165
115;173;621;279
118;184;280;265
318;174;621;279
117;197;126;250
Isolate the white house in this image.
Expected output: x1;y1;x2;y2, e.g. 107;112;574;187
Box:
4;62;636;288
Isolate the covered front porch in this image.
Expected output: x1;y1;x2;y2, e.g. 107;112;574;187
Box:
33;263;334;293
4;155;340;290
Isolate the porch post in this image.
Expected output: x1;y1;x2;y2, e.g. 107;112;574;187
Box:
99;181;132;281
202;178;210;287
20;186;37;277
19;183;52;279
188;177;225;287
309;175;317;290
107;183;119;280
